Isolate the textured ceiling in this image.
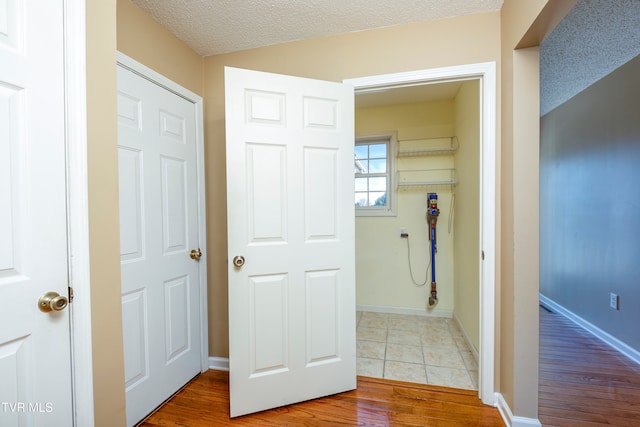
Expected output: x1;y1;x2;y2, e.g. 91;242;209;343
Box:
540;0;640;116
131;0;504;57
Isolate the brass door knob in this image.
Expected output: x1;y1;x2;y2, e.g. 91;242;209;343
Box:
190;248;202;260
38;292;69;313
232;256;245;268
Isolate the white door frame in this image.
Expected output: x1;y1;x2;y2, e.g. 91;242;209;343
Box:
116;52;209;375
344;61;497;406
65;0;94;425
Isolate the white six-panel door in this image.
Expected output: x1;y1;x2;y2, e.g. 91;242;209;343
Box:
117;65;202;426
225;67;356;417
0;1;73;425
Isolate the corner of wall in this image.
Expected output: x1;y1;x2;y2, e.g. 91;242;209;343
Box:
496;392;542;427
116;0;204;96
499;0;559;421
87;0;127;425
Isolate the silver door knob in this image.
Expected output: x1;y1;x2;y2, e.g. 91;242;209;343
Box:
38;291;69;313
232;256;245;268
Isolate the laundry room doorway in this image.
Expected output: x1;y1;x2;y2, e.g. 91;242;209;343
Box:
346;63;497;406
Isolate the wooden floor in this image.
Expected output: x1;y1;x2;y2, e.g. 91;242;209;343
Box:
140;307;640;426
140;370;504;426
539;306;640;426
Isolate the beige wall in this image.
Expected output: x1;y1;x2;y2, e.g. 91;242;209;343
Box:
499;0;574;419
203;11;502;358
116;0;204;96
453;80;480;351
87;2;577;424
86;2;205;425
87;0;127;425
499;0;546;418
355;101;456;312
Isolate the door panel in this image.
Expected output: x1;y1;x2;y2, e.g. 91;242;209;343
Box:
117;65;202;427
306;269;340;363
225;66;356;417
118;148;144;261
246;143;287;242
304;148;339;239
250;274;289;375
161;157;188;253
122;288;148;388
0;1;72;425
164;275;190;362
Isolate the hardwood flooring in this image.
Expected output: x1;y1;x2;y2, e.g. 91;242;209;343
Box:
539;306;640;426
139;370;504;426
139;306;640;426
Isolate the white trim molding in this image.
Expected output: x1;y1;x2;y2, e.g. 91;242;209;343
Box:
116;53;202;103
64;0;94;425
345;62;497;406
209;357;230;371
356;304;453;319
540;294;640;365
495;393;542;427
354;131;398;217
116;52;209;372
453;312;479;361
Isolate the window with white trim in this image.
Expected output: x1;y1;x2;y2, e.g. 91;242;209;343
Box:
354;135;396;216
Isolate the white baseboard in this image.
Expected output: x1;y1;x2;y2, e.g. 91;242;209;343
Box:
495;393;541;427
208;356;229;371
452;312;479;361
357;304;453;318
209;304;451;373
539;294;640;365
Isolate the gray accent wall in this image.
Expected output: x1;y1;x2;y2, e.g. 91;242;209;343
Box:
540;0;640;353
540;55;640;352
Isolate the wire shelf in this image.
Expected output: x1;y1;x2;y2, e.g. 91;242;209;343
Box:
396;168;457;191
397;136;458;157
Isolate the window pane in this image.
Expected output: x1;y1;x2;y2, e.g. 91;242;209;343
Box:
369;192;386;206
355;193;368;206
354;138;392;213
369;177;386;191
355;177;368;192
354;145;368;159
369;159;386;173
369;144;386;158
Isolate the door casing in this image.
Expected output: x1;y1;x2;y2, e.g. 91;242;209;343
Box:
65;1;94;425
345;61;497;406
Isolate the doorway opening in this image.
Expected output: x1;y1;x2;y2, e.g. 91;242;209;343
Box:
345;62;496;405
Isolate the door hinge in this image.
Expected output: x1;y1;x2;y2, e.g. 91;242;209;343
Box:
68;286;74;303
481;250;485;261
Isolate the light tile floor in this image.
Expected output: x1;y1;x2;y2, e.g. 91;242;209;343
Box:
356;311;478;390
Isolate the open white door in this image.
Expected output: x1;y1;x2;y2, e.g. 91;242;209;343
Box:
0;1;73;425
117;64;203;426
225;67;356;417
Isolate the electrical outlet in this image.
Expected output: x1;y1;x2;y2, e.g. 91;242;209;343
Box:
610;293;619;310
399;227;408;238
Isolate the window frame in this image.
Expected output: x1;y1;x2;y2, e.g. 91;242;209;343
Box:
354;133;397;217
